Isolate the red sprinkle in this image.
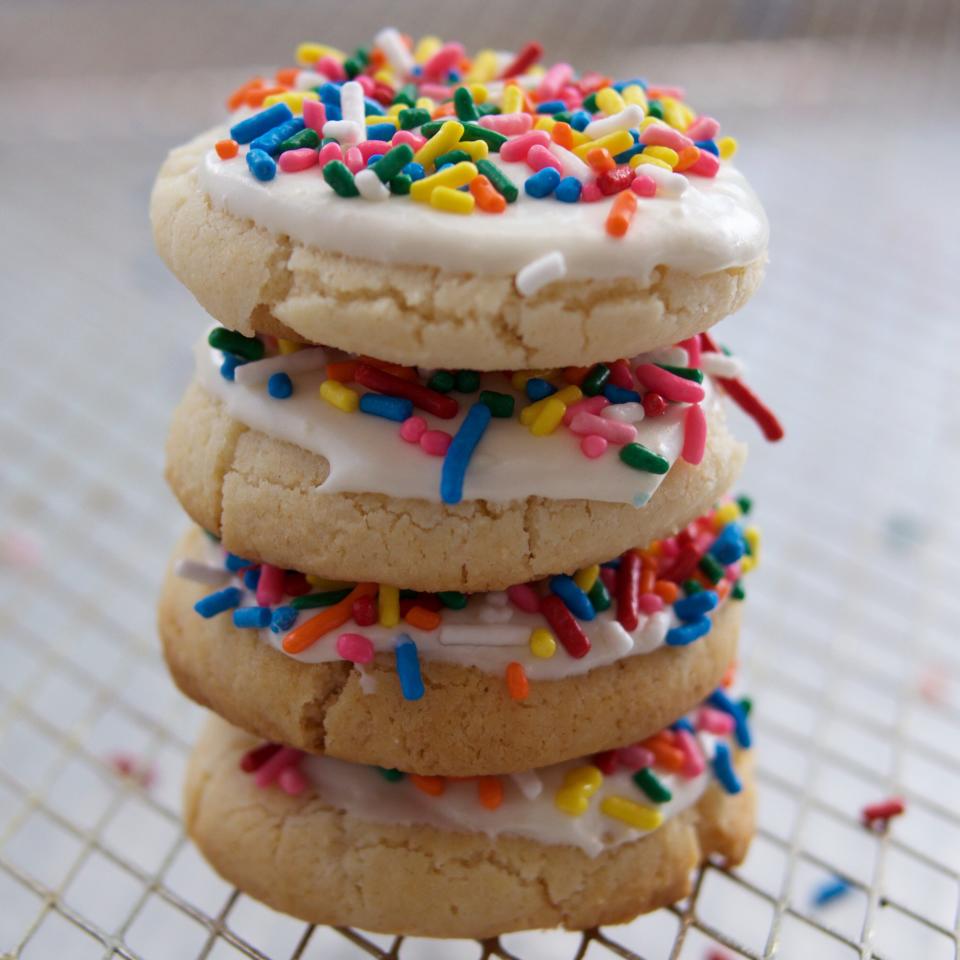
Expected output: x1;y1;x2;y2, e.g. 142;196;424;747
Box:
240;742;281;773
352;594;377;626
642;392;666;417
616;549;642;631
593;750;619;775
597;166;635;195
501;41;543;79
355;363;459;419
862;797;906;826
540;595;591;658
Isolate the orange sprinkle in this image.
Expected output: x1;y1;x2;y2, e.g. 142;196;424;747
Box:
551;121;574;149
226;77;265;111
215;139;239;160
505;661;529;701
431;101;457;119
358;356;418;381
404;606;441;631
605;191;638;238
283;583;377;654
643;738;685;771
586;147;615;173
721;661;738;688
246;85;285;108
674;145;701;171
640;560;656;595
563;366;589;385
653;580;679;604
369;48;387;70
410;774;446;797
470;175;507;213
275;67;299;86
325;360;358;382
715;580;731;601
477;776;504;810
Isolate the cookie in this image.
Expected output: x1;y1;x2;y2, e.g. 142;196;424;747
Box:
159;510;753;774
165;381;746;591
184;712;755;938
150;35;768;372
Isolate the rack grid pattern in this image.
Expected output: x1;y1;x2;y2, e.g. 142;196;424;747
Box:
1;11;959;960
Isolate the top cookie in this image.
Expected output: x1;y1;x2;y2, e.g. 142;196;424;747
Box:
151;31;768;370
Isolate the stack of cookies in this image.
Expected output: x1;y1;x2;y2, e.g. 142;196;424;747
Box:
152;30;780;937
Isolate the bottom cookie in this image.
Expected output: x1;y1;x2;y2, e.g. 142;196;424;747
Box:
185;709;755;938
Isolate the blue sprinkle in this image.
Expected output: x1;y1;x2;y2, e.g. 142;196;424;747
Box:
696;139;719;156
613;143;645;164
673;590;719;621
665;616;711;646
250;117;304;155
194;586;242;619
536;99;566;114
440;402;492;505
324;104;343;122
225;553;253;572
555;176;582;203
671;717;695;734
710;524;746;564
812;877;851;908
402;161;425;181
524;167;561;199
219;354;245;381
246;148;277;182
318;83;342;106
366;123;395;141
712;742;742;794
232;606;272;629
602;384;641;404
359;393;414;422
447;70;461;83
270;606;298;633
364;97;386;116
569;110;591;132
707;689;752;748
613;77;648;92
526;378;556;402
549;575;596;621
267;372;293;399
367;154;385;166
229;103;294;144
243;567;261;590
394;635;424;701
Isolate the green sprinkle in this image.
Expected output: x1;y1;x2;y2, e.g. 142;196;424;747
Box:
682;579;703;595
477;103;500;116
731;580;746;601
582;93;598;112
453;86;479;121
389;173;412;195
378;767;404;782
277;128;320;153
655;363;704;383
437;591;468;609
435;149;472;168
582;363;611;397
460;122;508;151
739;697;753;717
476;159;518;202
479;390;515;418
633;767;672;803
372;143;414;183
455;370;481;393
399;107;431;130
699;554;725;584
291;587;353;610
619;443;669;474
647;100;664;119
323;160;359;197
736;494;753;515
587;578;612;613
393;84;417;107
343;57;362;79
552;110;572;124
353;46;370;66
428;370;455;393
208;327;265;361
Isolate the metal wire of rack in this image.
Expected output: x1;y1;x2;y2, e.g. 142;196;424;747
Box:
1;5;959;959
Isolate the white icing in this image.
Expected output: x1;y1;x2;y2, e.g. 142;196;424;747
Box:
302;742;711;856
195;337;718;506
197;136;767;282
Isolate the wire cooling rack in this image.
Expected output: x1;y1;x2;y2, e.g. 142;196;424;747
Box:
2;6;959;959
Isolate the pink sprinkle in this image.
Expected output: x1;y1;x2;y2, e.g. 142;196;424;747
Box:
254;747;303;788
580;181;603;202
697;707;735;735
278;765;308;795
420;430;452;456
400;416;427;443
256;563;285;606
570;411;637;444
358;140;389;161
639;124;693;152
303;100;327;133
659;536;680;559
686;116;720;140
500;130;551;163
580;435;607;459
616;745;655;771
562;395;609;425
344;146;364;173
726;560;742;581
336;632;375;664
315;56;346;82
647;84;685;100
355;75;375;96
419;82;453;100
599;566;617;592
537;62;574;101
526;144;562;173
688;149;720;178
674;728;706;777
507;583;541;613
631;173;657;197
559;86;583;109
635;363;705;404
680;335;701;367
392;129;427;150
608;359;634;389
682;403;707;465
638;592;663;614
479;112;534;136
422;42;465;81
278;148;319;172
317;141;343;168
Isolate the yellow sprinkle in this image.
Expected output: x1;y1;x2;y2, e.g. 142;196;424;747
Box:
296;43;344;65
529;628;557;659
430;186;476;214
568;128;591;147
717;135;738;160
573;129;634;160
644;145;679;166
564;765;603;793
467;50;499;83
713;502;741;529
630;154;672;170
277;338;302;355
410;161;478;201
319;380;358;413
745;525;760;560
520;385;582;425
415;96;436;111
306;576;354;590
413;120;465;169
534;116;557;132
661;96;687;131
414;35;441;64
574;565;600;593
555;787;589;816
740;556;755;574
679;102;697;127
621;84;648;111
373;69;395;86
378;584;400;627
502;84;524;114
386;103;404;117
468;83;489;105
530;397;566;436
639;116;660;131
600;795;663;830
596;86;626;115
456;139;489;161
365;114;397;127
528;65;546;78
262;90;319;113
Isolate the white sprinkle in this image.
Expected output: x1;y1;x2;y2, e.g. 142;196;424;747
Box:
515;251;567;297
647;346;688;367
357;666;379;695
602;402;645;423
478;604;514;624
583;105;646;140
701;352;744;379
339;80;366;128
374;27;415;78
511;770;543;800
638;163;688;197
486;591;509;608
174;558;229;586
322;119;363;146
233;347;328;385
547;142;592;181
355;168;391;201
294;70;328;91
